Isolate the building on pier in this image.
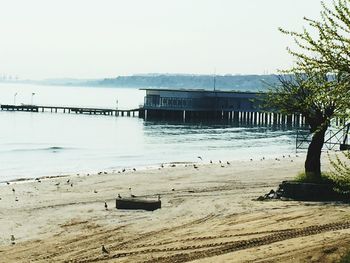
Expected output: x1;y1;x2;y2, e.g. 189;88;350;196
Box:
140;88;306;125
141;88;263;121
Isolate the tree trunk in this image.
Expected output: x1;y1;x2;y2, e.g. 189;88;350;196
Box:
305;126;327;180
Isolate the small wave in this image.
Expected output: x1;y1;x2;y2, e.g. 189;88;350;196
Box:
8;146;73;153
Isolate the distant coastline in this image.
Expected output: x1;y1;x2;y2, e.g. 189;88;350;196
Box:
0;74;280;92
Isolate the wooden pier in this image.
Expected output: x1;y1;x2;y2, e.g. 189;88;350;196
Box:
0;104;141;117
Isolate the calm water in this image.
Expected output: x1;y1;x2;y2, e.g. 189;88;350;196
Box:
0;83;297;181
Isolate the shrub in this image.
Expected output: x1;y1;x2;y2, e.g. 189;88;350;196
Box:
328;151;350;194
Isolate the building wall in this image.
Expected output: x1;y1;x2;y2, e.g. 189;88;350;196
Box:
143;89;263;112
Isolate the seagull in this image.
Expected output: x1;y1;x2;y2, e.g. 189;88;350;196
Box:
15;197;18;202
193;165;198;169
210;160;213;164
66;179;70;184
129;187;136;197
55;182;60;186
221;165;225;168
226;161;230;165
104;172;107;174
219;160;222;163
94;190;98;193
171;188;175;191
6;182;10;185
10;235;15;245
250;158;253;161
161;164;164;168
102;245;109;254
70;183;73;187
283;155;285;158
12;188;15;193
157;194;161;201
118;194;122;198
133;168;136;172
197;156;202;160
104;202;108;210
122;169;126;173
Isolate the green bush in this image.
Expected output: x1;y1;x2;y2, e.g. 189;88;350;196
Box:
328;151;350;194
339;249;350;263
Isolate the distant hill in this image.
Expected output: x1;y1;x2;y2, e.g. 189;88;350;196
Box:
11;74;281;92
95;74;279;92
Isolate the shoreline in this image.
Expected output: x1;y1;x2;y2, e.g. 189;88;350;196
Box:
1;153;350;262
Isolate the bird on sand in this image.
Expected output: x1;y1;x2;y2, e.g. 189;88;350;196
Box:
10;235;15;245
193;165;198;169
133;168;136;172
219;160;222;163
118;194;122;198
226;161;230;165
102;245;109;254
104;202;108;210
12;188;15;193
66;179;70;184
129;187;136;198
122;168;126;172
15;197;18;202
94;190;98;193
6;182;10;185
210;160;213;164
197;156;202;160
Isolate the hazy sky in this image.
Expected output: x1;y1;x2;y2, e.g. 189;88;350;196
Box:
0;0;322;79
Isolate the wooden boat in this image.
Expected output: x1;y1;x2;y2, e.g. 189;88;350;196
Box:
115;197;161;211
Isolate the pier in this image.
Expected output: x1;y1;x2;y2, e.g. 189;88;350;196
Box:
1;88;310;126
0;104;141;117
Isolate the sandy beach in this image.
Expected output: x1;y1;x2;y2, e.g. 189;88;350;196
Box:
1;153;350;263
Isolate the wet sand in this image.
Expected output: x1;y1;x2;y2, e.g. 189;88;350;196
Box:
0;153;350;262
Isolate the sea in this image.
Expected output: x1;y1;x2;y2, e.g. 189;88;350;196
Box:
0;82;298;182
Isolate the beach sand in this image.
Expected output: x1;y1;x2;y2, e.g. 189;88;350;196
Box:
1;153;350;262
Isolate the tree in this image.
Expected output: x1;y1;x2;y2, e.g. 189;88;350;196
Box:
280;0;350;77
265;71;347;180
279;0;350;120
265;0;350;180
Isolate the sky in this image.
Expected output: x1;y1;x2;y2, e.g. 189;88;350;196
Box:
0;0;323;79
